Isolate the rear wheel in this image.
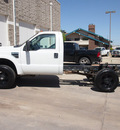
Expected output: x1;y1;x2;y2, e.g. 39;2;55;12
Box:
0;65;16;89
79;57;91;65
94;68;119;92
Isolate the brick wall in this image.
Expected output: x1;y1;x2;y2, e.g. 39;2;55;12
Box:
0;0;9;17
0;0;60;45
17;0;60;31
66;33;80;41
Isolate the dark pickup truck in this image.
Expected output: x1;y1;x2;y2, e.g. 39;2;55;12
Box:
64;42;101;64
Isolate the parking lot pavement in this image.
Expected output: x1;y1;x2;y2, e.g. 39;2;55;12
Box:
102;56;120;64
0;74;120;130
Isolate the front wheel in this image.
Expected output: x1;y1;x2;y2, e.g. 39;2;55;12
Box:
79;57;91;65
0;65;16;89
94;68;119;92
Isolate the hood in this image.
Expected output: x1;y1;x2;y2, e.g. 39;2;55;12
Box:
0;46;21;52
0;46;14;51
0;46;22;58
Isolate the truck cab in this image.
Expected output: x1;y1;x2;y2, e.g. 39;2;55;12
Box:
0;32;64;76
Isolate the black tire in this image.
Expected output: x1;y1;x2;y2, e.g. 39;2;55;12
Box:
0;65;16;89
94;68;119;92
79;57;91;65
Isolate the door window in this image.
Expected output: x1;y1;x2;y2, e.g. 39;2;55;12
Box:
30;34;56;50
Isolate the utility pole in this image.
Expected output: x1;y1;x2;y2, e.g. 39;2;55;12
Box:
105;11;116;49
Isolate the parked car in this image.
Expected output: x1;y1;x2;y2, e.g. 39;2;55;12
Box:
64;42;101;65
111;47;120;57
94;47;109;56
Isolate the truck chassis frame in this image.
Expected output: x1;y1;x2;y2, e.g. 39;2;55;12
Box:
64;63;120;92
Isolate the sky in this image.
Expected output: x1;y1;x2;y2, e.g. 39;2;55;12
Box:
58;0;120;46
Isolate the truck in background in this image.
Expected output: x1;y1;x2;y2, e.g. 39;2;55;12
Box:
94;47;110;56
64;42;101;65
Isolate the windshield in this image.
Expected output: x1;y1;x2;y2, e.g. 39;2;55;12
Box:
14;42;25;47
14;33;39;48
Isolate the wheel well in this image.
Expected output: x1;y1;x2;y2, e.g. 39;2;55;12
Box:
0;59;17;74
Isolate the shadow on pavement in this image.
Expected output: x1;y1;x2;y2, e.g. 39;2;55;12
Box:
91;83;120;93
16;75;60;88
16;76;120;92
16;76;93;88
60;78;93;87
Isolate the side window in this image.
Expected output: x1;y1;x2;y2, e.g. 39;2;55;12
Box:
30;34;56;50
74;43;79;50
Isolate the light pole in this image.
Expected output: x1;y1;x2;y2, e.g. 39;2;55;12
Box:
105;11;116;49
50;2;53;31
13;0;17;46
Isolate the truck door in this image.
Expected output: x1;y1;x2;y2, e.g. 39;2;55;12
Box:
21;33;62;75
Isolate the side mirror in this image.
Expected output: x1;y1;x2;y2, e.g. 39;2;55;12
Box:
24;41;30;51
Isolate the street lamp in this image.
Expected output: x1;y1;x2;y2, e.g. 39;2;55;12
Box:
105;11;116;49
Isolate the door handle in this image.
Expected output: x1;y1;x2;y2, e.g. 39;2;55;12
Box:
54;53;58;58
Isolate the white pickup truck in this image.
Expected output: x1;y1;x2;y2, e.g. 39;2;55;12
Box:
0;32;63;88
0;31;119;92
95;47;110;56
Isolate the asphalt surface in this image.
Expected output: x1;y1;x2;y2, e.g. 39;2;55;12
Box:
101;56;120;64
0;56;120;130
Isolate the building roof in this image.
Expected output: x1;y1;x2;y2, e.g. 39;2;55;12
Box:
66;28;112;46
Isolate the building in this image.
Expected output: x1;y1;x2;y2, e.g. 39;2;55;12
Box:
0;0;60;46
66;24;111;50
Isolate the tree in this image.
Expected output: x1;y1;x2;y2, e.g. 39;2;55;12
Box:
61;30;66;41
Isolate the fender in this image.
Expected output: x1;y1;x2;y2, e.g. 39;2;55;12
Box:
0;54;23;75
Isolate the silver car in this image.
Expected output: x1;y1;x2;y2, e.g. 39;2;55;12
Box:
111;47;120;57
